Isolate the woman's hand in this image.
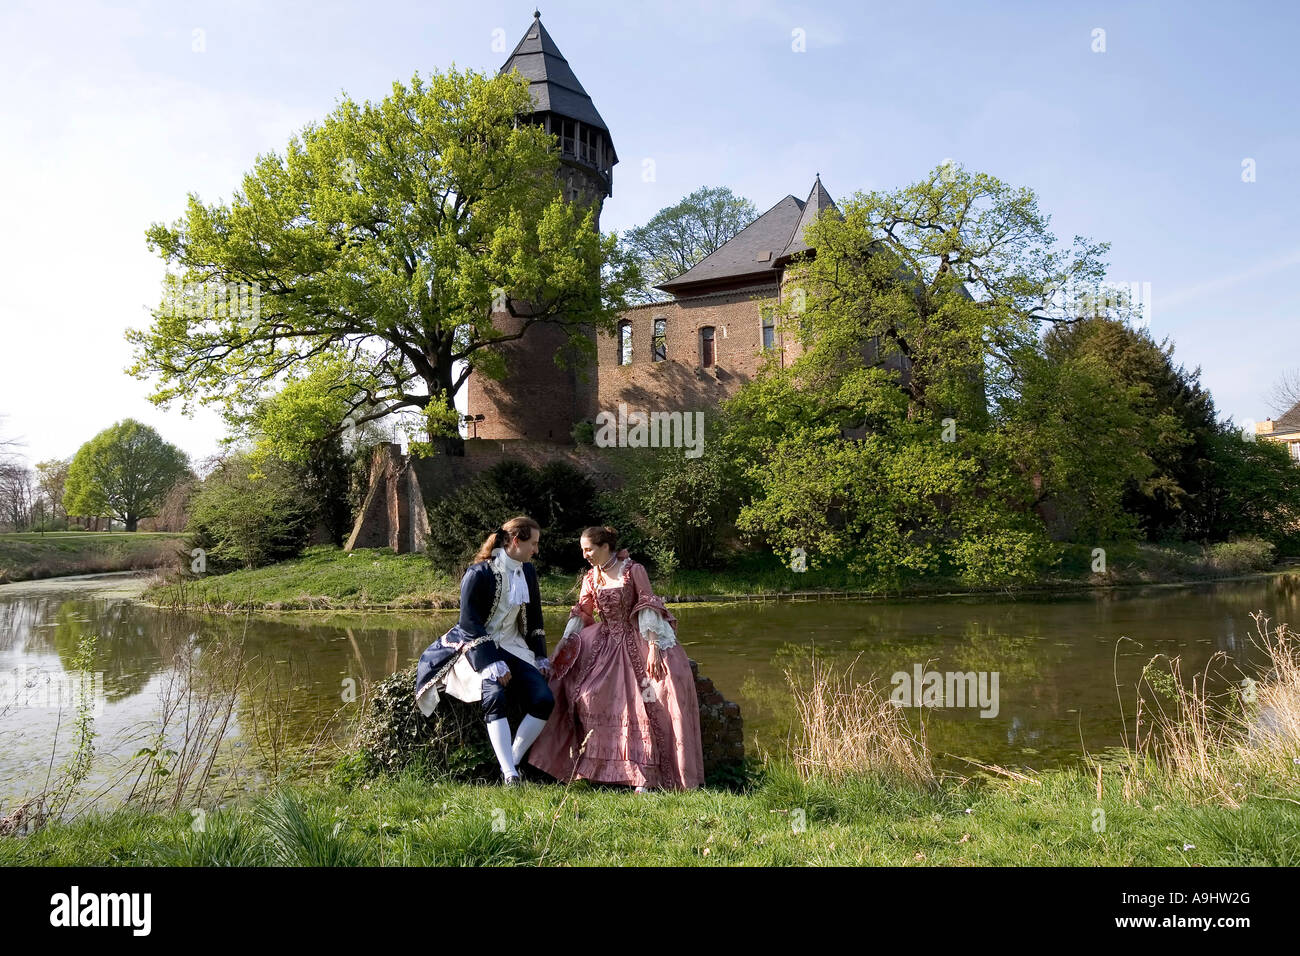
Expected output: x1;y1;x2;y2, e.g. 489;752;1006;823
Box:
646;642;667;681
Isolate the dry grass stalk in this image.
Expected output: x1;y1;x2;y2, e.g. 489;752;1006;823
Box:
783;653;934;787
1124;611;1300;805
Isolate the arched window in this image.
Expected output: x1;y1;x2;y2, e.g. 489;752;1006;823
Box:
618;321;632;365
652;318;667;362
700;326;716;368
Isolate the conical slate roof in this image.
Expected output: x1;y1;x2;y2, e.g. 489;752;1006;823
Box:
499;12;614;149
657;177;837;295
777;175;838;262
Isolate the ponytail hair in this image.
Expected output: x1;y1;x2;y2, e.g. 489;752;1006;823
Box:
580;525;619;552
471;515;541;567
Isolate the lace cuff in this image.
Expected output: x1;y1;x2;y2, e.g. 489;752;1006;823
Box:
479;660;509;682
639;607;677;650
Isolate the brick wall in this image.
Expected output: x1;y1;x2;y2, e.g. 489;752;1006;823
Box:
592;285;791;420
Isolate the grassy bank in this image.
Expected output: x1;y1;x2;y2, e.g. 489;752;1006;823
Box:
144;545;584;610
3;761;1298;866
4;610;1296;866
0;531;186;584
142;538;1287;612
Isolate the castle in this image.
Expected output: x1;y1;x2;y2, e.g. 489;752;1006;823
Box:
465;11;837;444
347;12;850;552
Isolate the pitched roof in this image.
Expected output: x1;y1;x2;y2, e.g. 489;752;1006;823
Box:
499;12;613;142
656;194;805;294
1272;400;1300;434
657;177;837;295
777;175;838;262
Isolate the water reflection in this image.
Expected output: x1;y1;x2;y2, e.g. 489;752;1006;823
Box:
1;571;1297;807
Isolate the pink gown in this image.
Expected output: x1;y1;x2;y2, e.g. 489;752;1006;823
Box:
527;551;705;790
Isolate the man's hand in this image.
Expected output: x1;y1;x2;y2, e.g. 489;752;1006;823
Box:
536;657;552;678
498;669;512;687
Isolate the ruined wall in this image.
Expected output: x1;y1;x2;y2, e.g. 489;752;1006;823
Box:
592;285;790;421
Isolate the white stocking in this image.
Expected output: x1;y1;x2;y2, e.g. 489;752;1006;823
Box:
487;718;517;778
511;714;549;766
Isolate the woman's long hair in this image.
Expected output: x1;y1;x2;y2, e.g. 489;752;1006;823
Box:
471;515;542;567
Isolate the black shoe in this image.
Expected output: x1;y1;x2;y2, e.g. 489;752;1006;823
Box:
503;773;522;787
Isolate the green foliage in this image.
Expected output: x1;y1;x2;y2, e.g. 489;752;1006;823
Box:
128;66;640;450
234;356;360;547
424;460;603;572
1202;428;1300;552
186;454;316;570
1040;318;1219;539
622;185;757;301
733;414;1054;586
64;419;191;530
1202;537;1276;574
995;335;1152;542
604;446;740;570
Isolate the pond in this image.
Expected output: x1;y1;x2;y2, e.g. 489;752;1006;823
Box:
2;570;1298;809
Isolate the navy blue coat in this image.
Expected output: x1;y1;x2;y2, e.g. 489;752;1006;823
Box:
414;558;547;706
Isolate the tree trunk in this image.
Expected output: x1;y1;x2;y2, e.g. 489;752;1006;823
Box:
125;515;138;532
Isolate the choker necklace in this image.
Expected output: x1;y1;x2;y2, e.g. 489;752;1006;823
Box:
599;554;618;572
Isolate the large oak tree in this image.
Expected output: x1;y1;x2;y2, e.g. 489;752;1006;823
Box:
128;67;640;455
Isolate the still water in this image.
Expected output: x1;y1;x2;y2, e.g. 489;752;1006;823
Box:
2;570;1298;807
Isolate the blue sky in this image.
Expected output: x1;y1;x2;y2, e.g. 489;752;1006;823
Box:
1;0;1297;466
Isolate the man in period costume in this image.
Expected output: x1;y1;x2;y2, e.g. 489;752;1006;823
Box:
414;519;553;784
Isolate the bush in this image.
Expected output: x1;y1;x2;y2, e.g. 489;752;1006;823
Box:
424;460;605;573
186;454;316;570
605;448;738;571
1203;537;1276;575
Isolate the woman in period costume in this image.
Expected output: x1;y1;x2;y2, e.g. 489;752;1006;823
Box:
413;516;553;785
526;525;704;791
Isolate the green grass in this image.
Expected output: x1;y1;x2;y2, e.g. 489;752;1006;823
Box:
144;545;584;611
4;761;1298;866
0;531;187;583
140;538;1292;612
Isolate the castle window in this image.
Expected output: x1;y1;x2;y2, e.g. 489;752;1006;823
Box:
561;119;575;157
618;321;632;365
653;318;666;362
700;326;716;368
761;311;775;350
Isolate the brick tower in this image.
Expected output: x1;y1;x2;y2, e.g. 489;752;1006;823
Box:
465;11;617;442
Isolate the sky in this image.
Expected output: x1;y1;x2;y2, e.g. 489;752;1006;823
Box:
1;0;1297;468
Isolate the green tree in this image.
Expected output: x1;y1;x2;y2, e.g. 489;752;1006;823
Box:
722;164;1126;582
64;420;191;531
35;458;71;523
1201;427;1300;552
128;67;640;456
1041;318;1218;539
187;454;316;569
994;338;1155;542
784;163;1114;419
604;446;739;570
622;186;757;301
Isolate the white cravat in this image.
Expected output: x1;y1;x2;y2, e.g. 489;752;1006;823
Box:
494;547;530;606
